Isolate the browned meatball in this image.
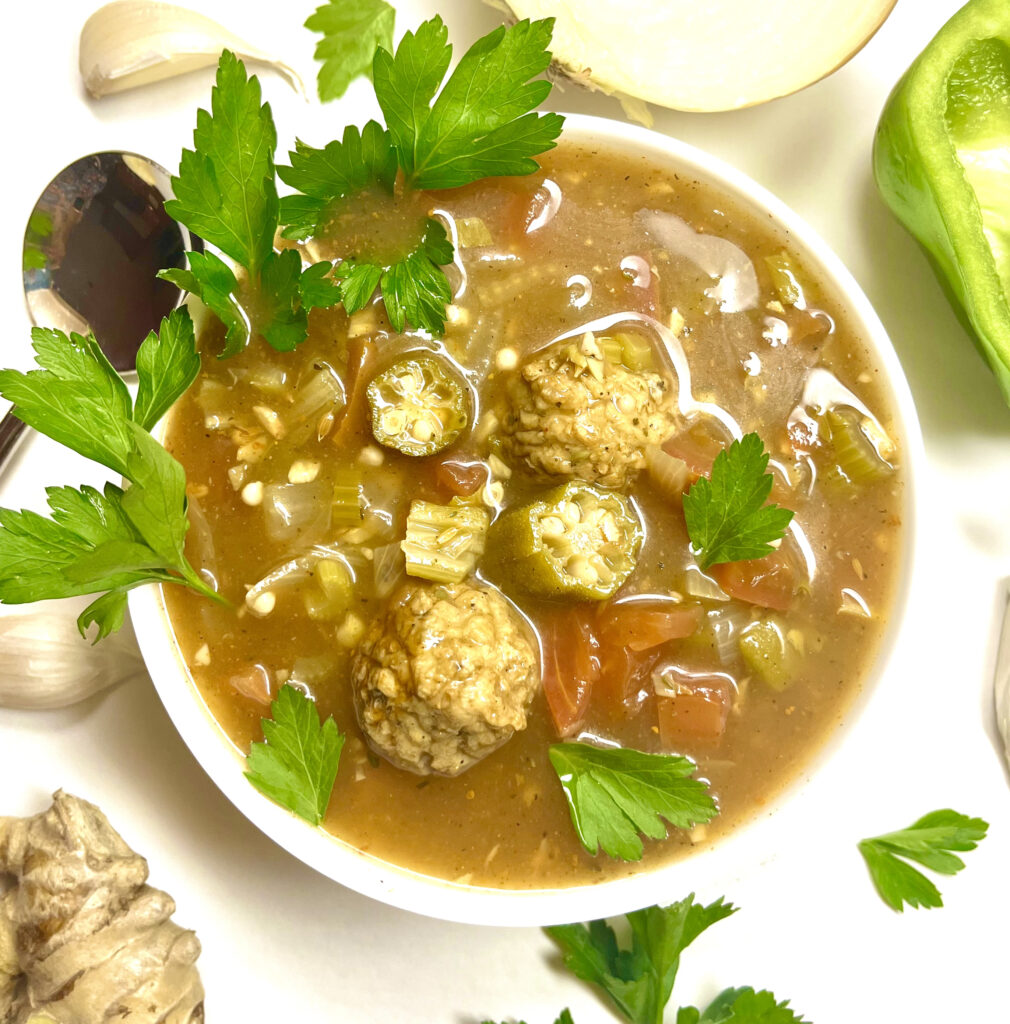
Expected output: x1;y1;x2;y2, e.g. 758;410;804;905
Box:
351;581;540;776
502;331;678;489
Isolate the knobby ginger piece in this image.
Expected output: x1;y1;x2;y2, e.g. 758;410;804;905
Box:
0;791;204;1024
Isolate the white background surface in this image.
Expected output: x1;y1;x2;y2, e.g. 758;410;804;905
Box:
1;0;1006;1020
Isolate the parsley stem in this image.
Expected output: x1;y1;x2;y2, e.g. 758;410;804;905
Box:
178;565;231;607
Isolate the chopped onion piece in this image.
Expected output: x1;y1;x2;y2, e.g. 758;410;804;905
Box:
373;541;406;599
682;565;730;603
645;444;690;500
706;605;752;665
263;482;331;543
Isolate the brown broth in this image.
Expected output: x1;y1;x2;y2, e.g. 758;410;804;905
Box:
162;142;903;888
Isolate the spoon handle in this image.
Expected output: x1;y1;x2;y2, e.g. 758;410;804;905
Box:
0;411;28;473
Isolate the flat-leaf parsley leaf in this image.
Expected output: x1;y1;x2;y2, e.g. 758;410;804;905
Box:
546;897;736;1024
246;684;345;825
161;51;340;355
305;0;395;102
0;309;223;640
677;987;807;1024
858;808;989;911
373;15;564;189
548;742;717;861
682;432;793;570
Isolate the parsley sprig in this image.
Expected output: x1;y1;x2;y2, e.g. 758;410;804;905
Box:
276;15;563;335
549;742;717;861
160;51;341;356
0;309;222;640
246;684;345;825
547;898;806;1024
682;433;794;570
373;16;563;190
858;809;989;911
305;0;394;102
482;1013;574;1024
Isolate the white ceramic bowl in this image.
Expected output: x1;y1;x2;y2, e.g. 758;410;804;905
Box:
130;113;924;927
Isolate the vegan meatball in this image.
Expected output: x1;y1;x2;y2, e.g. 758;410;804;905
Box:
502;331;678;489
351;581;540;776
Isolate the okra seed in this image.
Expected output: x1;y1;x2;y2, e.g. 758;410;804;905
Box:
567;555;598;586
247;590;276;616
539;515;565;538
288;460;321;484
252;404;285;439
359;445;385;467
496;347;519;371
561;501;582;526
241;481;264;506
412;419;434;442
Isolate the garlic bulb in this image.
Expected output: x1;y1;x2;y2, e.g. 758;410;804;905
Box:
0;605;145;709
80;0;306;99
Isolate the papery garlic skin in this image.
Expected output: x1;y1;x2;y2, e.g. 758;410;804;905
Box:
79;0;305;99
0;606;145;710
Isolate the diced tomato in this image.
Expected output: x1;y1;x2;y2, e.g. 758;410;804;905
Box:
228;663;272;705
596;644;633;709
596;601;702;652
499;179;549;248
656;674;732;746
540;607;599;738
433;458;488;498
710;550;794;612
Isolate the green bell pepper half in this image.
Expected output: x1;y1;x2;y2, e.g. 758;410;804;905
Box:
874;0;1010;402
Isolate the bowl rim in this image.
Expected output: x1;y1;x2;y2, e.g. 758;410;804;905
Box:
129;110;924;927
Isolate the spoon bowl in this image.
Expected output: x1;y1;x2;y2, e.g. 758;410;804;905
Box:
7;151;197;469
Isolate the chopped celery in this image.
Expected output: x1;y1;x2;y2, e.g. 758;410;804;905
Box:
820;408;893;491
302;588;336;621
739;618;792;690
616;331;655;371
598;335;623;365
332;467;364;526
597;332;656;371
302;558;354;621
456;216;494;247
317;558;354;605
401;500;490;584
764;251;804;306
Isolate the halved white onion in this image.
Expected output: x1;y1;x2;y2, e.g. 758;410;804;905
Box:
502;0;896;116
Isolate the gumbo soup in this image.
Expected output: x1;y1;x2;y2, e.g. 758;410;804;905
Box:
163;141;904;887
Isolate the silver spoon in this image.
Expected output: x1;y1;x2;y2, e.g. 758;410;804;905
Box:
7;151;200;471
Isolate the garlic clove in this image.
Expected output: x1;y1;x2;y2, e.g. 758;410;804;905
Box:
0;604;146;710
80;0;306;100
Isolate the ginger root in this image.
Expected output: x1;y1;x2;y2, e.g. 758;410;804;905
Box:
0;791;204;1024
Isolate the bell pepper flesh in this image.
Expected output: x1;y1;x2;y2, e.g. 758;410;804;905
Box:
874;0;1010;403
